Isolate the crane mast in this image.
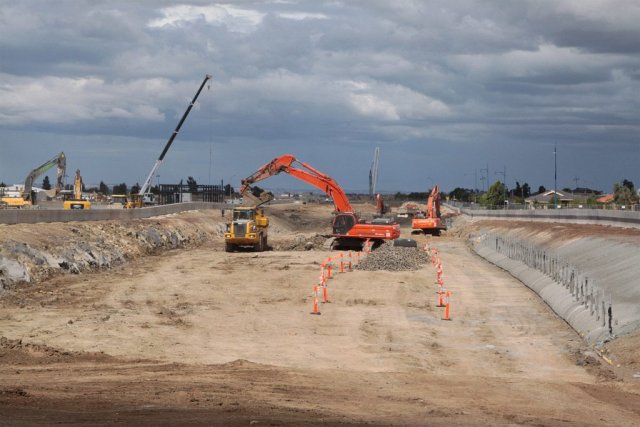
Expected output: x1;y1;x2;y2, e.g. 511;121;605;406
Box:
138;74;212;197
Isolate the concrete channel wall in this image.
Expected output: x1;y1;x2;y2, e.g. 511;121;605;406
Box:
0;202;231;225
461;207;640;229
469;226;640;345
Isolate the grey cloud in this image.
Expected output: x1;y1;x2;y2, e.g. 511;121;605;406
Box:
0;0;638;193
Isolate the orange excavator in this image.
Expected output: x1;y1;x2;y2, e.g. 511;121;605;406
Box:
240;154;400;249
411;185;446;236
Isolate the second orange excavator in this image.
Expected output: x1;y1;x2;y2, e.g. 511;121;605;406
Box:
411;185;446;236
240;154;400;249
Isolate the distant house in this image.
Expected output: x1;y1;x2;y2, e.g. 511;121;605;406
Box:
525;190;573;208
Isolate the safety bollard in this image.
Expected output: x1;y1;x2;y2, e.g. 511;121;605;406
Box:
323;283;330;304
442;290;452;320
311;286;321;315
348;251;353;271
340;252;344;273
327;263;332;279
437;287;445;307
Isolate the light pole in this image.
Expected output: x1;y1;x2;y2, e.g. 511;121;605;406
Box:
495;166;506;208
554;143;558;208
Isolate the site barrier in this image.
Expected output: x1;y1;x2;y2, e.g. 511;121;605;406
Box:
459;206;640;229
0;202;231;225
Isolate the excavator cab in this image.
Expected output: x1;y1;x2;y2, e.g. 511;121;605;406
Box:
332;213;356;235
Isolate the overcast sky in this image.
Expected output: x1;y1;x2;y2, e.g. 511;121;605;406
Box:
1;0;638;193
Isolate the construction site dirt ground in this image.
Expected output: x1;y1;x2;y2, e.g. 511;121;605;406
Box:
1;204;640;426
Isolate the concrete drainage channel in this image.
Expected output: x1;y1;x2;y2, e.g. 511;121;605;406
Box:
471;230;640;345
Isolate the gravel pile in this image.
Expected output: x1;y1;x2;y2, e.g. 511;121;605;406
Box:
356;242;429;271
273;233;329;251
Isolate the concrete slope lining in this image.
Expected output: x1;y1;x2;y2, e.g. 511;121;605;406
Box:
470;231;640;345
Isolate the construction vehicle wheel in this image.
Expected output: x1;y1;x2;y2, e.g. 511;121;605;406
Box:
263;235;268;250
225;242;234;252
393;238;418;248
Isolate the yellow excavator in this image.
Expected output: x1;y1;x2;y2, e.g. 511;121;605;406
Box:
63;169;91;210
1;152;66;208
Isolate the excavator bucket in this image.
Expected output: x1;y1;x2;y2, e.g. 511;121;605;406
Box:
241;186;273;207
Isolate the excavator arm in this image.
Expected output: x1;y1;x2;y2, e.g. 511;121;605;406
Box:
240;154;354;213
73;169;83;200
412;184;445;235
427;185;441;219
22;152;66;200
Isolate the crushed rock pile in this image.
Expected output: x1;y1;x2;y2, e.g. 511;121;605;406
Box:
272;233;329;251
356;242;430;271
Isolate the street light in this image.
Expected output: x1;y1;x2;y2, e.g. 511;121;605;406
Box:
553;143;558;208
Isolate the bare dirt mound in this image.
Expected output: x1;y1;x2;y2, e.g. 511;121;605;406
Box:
0;210;227;289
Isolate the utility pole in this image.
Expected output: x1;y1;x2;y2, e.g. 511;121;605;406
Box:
474;168;478;203
480;165;489;192
554;143;558;208
494;166;506;208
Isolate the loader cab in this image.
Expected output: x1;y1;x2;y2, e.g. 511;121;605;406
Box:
233;208;255;221
332;213;356;235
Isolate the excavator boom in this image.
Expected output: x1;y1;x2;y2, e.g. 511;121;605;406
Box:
23;152;66;200
138;74;212;198
241;154;353;212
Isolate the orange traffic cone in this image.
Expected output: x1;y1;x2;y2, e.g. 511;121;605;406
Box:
442;290;452;320
348;251;353;271
437;288;445;307
311;286;321;315
340;252;344;273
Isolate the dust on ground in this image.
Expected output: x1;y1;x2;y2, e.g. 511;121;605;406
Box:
1;204;639;425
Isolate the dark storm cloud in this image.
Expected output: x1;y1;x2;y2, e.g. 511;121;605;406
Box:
0;0;638;192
